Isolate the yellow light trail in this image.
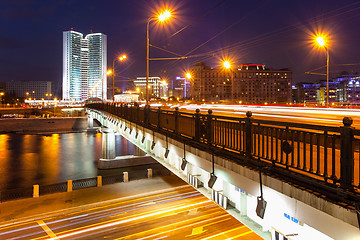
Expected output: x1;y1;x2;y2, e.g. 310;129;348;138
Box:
136;216;232;240
200;225;246;240
42;200;211;239
0;186;196;234
117;213;230;240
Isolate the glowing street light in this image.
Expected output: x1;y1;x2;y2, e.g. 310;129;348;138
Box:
146;9;172;105
158;10;171;22
315;34;330;106
186;72;192;79
223;60;231;69
316;36;325;46
119;54;127;61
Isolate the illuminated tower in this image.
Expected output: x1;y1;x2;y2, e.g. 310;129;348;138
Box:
63;30;107;101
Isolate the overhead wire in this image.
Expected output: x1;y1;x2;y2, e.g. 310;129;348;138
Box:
160;0;360;71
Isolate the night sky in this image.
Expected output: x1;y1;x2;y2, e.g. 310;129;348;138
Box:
2;0;360;96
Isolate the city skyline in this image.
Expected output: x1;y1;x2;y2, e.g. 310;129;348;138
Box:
2;0;360;93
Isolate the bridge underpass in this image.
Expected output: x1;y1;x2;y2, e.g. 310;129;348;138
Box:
87;103;360;240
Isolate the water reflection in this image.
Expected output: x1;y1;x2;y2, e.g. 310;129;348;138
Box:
0;132;145;190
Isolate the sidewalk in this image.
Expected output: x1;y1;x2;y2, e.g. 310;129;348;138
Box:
0;175;185;224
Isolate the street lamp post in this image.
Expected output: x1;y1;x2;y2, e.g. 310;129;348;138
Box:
146;10;172;105
112;55;127;102
316;36;330;106
223;60;234;102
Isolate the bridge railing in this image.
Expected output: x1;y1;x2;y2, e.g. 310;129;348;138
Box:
87;103;360;200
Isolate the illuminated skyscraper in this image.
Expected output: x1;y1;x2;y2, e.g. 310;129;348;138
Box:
63;30;107;101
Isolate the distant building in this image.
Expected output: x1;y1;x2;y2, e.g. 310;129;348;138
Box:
171;76;190;99
63;30;107;101
4;81;52;99
294;73;360;105
114;93;139;103
335;74;360;104
189;62;292;104
134;77;168;99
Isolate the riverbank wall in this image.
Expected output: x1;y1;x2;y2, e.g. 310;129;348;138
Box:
0;117;88;133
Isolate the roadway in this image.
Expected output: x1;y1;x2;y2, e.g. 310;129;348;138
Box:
0;177;261;240
171;104;360;128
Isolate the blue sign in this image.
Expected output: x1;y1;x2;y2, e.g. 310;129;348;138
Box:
284;213;299;224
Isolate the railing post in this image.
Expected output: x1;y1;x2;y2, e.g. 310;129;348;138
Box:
157;106;161;130
195;109;201;141
206;109;213;145
174;107;179;134
245;111;253;159
147;168;153;179
97;176;102;187
33;184;39;198
340;117;354;190
123;172;129;182
67;180;73;192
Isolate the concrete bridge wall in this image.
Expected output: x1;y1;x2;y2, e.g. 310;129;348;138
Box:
0;117;88;133
90;109;360;240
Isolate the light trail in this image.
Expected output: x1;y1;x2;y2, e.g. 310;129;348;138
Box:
200;226;247;240
135;215;232;240
175;104;360;127
0;180;261;240
0;188;200;238
48;200;212;239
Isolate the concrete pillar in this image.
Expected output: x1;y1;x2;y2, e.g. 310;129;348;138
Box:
147;168;153;179
67;180;73;192
88;116;94;128
97;176;102;187
33;184;39;198
123;172;129;182
101;128;116;160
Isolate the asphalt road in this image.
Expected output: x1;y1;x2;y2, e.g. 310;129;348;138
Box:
172;104;360;128
0;184;261;240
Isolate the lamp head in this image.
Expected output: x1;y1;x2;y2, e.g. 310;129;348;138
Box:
316;36;325;47
158;10;171;22
223;60;231;69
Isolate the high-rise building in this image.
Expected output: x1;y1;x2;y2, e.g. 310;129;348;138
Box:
63;30;107;101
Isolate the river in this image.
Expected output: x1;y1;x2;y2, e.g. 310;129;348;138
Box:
0;132;146;190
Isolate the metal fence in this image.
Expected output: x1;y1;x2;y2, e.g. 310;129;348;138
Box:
87;103;360;207
0;187;33;203
40;182;67;195
73;177;97;190
0;168;170;203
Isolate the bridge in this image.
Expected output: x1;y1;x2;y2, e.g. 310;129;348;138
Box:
86;103;360;240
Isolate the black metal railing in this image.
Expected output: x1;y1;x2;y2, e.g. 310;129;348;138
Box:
40;182;67;195
0;187;33;202
87;103;360;207
73;177;97;190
